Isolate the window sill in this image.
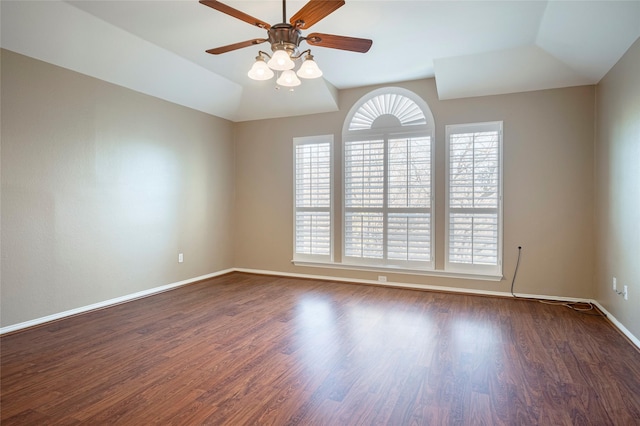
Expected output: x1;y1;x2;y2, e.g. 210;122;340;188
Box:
291;260;503;282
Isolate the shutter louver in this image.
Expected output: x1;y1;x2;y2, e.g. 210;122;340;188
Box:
344;212;383;258
344;139;384;259
388;213;431;261
294;138;332;260
344;136;432;267
344;140;384;208
388;137;431;208
447;125;501;272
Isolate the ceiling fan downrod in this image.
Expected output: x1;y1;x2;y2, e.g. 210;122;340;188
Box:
282;0;287;24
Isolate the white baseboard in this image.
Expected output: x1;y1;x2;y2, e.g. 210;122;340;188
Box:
3;267;638;352
0;268;234;335
235;267;640;350
233;267;592;302
590;301;640;350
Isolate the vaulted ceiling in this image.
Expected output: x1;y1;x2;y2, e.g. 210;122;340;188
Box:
2;1;639;122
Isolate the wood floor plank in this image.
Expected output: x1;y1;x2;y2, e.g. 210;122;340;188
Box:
2;272;639;424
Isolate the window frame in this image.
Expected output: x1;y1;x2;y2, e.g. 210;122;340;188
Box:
293;134;334;263
291;89;504;282
444;121;503;276
341;88;435;270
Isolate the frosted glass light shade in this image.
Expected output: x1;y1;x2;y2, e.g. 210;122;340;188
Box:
248;57;274;80
276;69;301;87
267;49;295;70
297;56;323;79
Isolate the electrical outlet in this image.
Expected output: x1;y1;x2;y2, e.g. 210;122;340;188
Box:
178;253;184;263
613;277;617;291
378;275;387;283
623;285;628;301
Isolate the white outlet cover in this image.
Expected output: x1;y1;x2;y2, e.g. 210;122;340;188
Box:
624;285;628;300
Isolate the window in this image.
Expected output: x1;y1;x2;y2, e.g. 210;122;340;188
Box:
292;89;503;280
343;88;434;269
293;135;333;262
445;122;502;275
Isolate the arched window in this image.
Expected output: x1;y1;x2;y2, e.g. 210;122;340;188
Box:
342;88;435;269
293;87;502;277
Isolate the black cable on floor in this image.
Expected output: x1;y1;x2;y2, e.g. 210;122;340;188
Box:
510;246;522;298
509;245;604;317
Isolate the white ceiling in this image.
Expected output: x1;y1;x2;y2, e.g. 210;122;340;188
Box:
2;0;639;122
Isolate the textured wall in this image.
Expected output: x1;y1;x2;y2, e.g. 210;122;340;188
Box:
234;80;596;299
1;50;236;327
595;37;640;339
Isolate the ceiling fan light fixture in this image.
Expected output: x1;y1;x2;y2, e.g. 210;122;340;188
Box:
201;0;372;88
296;53;323;79
267;49;295;70
248;55;275;80
276;69;301;87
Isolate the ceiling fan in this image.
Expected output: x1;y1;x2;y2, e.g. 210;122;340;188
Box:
200;0;373;86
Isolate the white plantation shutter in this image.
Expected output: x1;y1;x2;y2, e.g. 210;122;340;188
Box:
343;88;434;269
344;211;384;258
344;136;433;268
294;136;332;261
294;89;503;279
386;137;431;263
344;140;384;209
446;122;502;274
387;213;431;261
388;138;431;208
344;139;384;259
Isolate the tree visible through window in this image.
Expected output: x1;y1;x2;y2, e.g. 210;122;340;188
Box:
293;89;503;279
446;122;502;275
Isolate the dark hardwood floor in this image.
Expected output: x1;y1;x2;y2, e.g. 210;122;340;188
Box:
1;272;639;425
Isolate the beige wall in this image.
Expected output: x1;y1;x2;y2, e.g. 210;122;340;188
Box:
1;47;606;330
1;50;236;327
595;37;640;339
234;80;596;298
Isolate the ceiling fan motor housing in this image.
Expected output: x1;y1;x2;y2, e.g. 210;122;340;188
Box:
268;23;302;55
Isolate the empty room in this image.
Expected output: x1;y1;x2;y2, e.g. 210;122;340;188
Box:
1;0;639;424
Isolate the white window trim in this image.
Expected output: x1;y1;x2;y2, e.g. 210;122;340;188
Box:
290;90;507;282
293;134;334;263
341;88;435;271
342;131;434;270
290;260;503;281
444;121;503;276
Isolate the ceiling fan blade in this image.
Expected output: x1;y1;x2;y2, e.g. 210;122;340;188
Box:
305;33;372;53
206;38;268;55
200;0;271;29
290;0;345;29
